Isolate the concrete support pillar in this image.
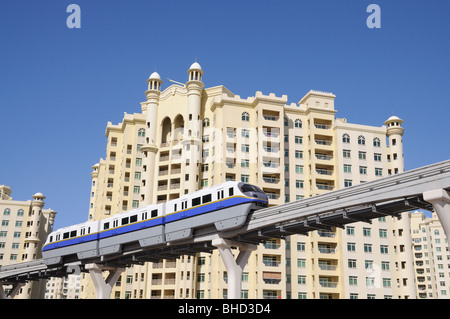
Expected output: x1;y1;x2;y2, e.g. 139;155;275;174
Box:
86;264;125;299
212;238;256;299
0;282;25;299
423;189;450;239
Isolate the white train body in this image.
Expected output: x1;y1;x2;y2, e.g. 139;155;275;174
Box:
42;182;268;265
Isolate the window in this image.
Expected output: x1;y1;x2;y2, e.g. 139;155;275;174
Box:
151;209;158;218
241;175;249;183
295;180;304;188
344;164;351;173
103;222;110;230
359;166;367;175
295;150;303;159
229;187;234;196
241;159;249;168
192;197;201;207
203;118;210;127
343;150;351;158
344;179;352;187
342;134;350;143
347;242;356;252
347;226;355;235
375;168;383;176
202;194;212;204
373;137;380;147
374;153;382;161
122;217;129;225
241;112;249;121
295;136;302;144
294;119;302;128
242;129;249;138
358;136;366;145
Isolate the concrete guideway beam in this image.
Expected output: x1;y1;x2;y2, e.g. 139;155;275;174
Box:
423;189;450;239
85;263;125;299
212;238;256;299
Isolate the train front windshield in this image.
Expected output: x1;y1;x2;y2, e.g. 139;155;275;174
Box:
240;184;263;193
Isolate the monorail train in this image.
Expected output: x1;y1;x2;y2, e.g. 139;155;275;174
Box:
42;182;268;266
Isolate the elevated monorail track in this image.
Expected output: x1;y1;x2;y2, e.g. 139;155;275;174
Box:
1;159;450;298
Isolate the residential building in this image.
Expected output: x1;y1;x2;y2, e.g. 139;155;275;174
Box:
0;185;56;298
411;211;450;299
79;62;416;299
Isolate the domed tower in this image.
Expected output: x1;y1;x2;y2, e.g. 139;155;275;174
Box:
384;115;404;175
385;115;415;298
182;61;205;193
140;72;163;205
23;193;46;261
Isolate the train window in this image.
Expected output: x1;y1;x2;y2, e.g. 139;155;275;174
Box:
81;228;85;236
63;232;70;239
142;211;148;220
192;197;201;207
104;222;110;230
174;203;177;212
70;230;77;237
88;227;91;233
229;187;234;196
49;236;53;242
56;234;61;241
122;217;129;225
202;194;212;204
130;215;137;223
151;209;158;218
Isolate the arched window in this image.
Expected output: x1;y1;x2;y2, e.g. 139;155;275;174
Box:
358;136;366;145
17;209;24;216
294;119;302;128
203;118;210;127
373;137;380;147
242;112;249;121
435;230;440;236
342;134;350;143
3;208;10;216
138;128;145;137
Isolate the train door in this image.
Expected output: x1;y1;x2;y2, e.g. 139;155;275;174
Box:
54;232;61;248
217;188;225;208
112;217;119;234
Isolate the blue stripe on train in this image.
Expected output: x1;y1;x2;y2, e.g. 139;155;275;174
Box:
43;196;265;252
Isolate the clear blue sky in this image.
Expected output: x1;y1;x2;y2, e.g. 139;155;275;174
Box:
1;0;449;229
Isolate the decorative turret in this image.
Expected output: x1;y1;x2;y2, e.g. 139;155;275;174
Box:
384;115;404;175
140;71;163;205
183;61;205;193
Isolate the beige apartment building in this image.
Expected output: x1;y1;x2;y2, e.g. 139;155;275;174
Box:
411;211;450;299
79;62;418;299
0;185;56;298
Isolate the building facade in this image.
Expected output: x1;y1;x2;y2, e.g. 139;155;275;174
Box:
0;185;56;298
411;211;450;299
80;62;418;299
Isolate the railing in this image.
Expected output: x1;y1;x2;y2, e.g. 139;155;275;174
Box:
316;169;333;175
315;154;333;160
317;184;334;190
314;124;331;129
263;177;280;184
263;115;279;121
315;139;332;145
